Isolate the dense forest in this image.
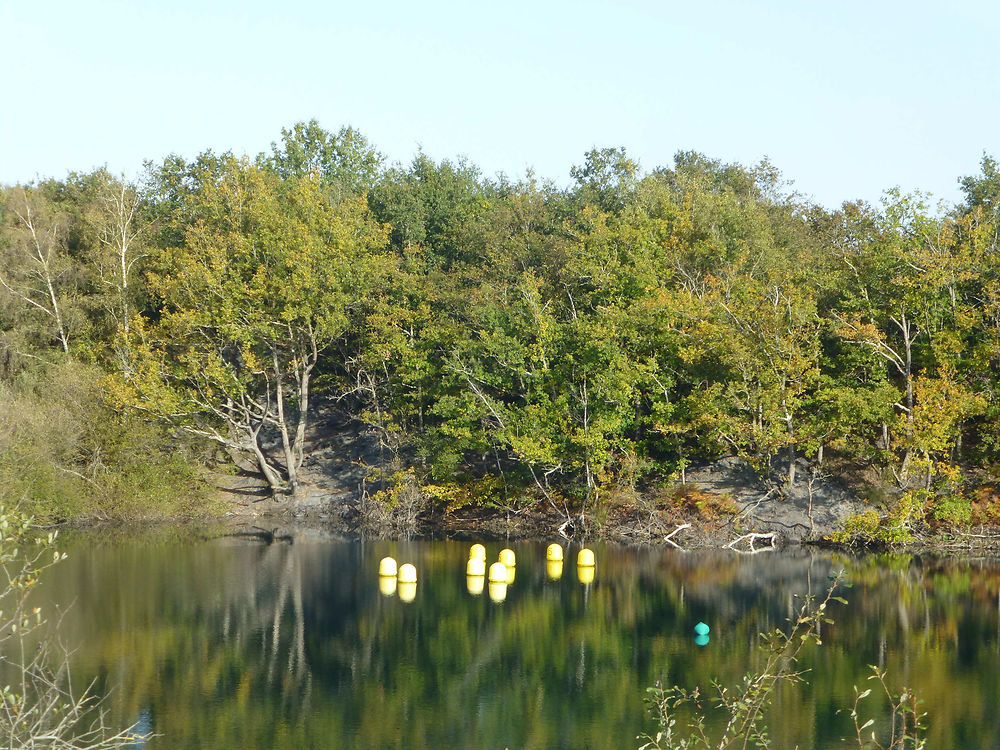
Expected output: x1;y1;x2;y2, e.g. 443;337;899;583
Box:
3;121;1000;530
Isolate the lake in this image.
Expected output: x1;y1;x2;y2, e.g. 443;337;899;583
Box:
34;535;1000;748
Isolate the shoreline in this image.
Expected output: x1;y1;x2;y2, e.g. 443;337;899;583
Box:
53;496;1000;557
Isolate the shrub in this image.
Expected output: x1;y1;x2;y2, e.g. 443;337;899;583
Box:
929;494;973;527
830;491;927;547
664;483;738;521
0;360;211;521
357;468;429;536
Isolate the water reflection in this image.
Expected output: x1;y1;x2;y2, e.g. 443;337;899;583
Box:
546;560;563;581
35;539;1000;749
466;575;484;596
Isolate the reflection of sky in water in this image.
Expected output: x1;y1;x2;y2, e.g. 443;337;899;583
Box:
129;707;153;748
36;539;1000;750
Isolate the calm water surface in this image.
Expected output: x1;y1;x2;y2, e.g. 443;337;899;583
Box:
36;537;1000;748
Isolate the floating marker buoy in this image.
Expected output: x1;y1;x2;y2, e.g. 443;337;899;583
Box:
694;622;710;636
546;560;564;581
398;581;417;603
499;548;516;567
379;576;397;597
546;543;563;561
488;561;509;583
467;557;486;576
467;575;485;596
488;581;508;603
398;563;417;584
469;543;486;561
578;564;595;585
577;548;595;567
694;633;710;647
378;557;398;577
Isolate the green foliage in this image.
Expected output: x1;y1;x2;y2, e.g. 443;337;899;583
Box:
264;119;383;199
6;127;1000;519
846;666;927;749
0;360;209;521
831;492;928;547
114;156;391;495
831;510;896;546
422;474;508;513
357;467;429;536
929;493;973;527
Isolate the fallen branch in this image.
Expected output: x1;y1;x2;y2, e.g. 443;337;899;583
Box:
726;532;777;554
557;518;571;539
663;523;691;550
737;487;778;520
556;514;587;540
956;531;1000;540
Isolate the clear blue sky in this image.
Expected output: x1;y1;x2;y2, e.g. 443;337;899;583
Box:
2;0;997;208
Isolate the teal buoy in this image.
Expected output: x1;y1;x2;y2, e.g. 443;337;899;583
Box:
694;621;710;636
694;633;710;647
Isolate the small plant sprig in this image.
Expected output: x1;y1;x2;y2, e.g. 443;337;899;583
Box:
0;504;145;748
846;665;926;749
638;574;847;750
638;573;926;750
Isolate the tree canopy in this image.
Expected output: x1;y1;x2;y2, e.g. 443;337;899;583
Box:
3;121;1000;524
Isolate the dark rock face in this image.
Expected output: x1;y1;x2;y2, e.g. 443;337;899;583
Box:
685;457;868;543
216;401;870;546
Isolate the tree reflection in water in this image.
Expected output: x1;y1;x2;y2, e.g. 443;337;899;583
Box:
34;539;1000;749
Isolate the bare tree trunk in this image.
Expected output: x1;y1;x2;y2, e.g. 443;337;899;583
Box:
43;265;69;353
249;410;285;494
1;193;71;353
273;352;299;496
292;364;312;472
784;403;796;486
580;376;592;527
95;176;146;335
897;304;916;480
252;438;285;494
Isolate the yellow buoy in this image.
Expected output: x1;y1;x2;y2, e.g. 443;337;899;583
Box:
469;543;486;561
577;548;595;567
378;556;398;577
578;564;595;585
499;548;516;567
398;581;417;603
546;543;563;561
488;561;508;583
398;563;417;584
466;575;485;596
467;557;486;577
379;576;397;597
488;581;508;603
546;559;564;581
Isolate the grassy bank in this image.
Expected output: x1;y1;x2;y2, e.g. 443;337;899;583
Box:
0;360;213;522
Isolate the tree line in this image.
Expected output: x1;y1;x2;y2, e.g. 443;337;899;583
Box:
3;121;1000;522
